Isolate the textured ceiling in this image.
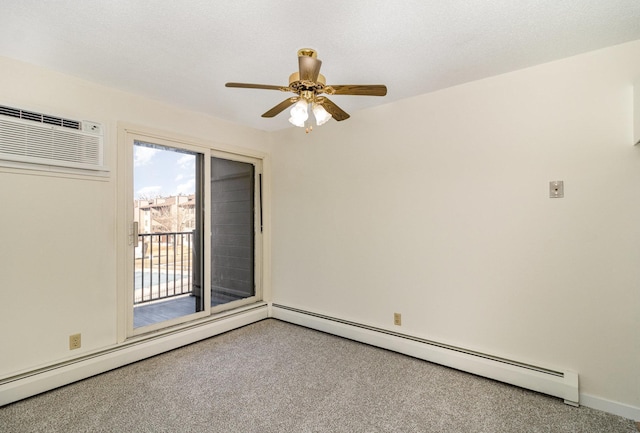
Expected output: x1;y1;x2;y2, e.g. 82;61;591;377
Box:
2;1;640;131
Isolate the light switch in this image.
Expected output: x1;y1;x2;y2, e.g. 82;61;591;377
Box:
549;181;564;198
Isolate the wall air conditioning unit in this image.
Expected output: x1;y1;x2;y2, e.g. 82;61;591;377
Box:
0;105;107;174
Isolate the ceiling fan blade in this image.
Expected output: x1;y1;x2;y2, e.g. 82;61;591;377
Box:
226;82;288;91
298;56;322;82
261;98;298;118
328;84;387;96
318;97;350;122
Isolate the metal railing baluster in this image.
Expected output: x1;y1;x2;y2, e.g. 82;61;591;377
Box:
164;234;175;297
187;234;192;293
172;233;176;296
149;235;153;302
140;234;145;303
134;231;194;305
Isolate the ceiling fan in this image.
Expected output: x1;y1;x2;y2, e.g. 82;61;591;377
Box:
225;48;387;132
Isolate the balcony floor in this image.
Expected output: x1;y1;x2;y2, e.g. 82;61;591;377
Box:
134;296;195;328
134;292;249;328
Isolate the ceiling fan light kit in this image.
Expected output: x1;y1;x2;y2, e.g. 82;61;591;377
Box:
226;48;387;132
312;103;332;126
288;100;308;127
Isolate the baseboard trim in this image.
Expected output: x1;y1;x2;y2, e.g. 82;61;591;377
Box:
580;393;640;422
0;303;268;407
271;303;579;406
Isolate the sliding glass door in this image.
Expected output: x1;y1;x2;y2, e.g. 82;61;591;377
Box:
123;130;263;336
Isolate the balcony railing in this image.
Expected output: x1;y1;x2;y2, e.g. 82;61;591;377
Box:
134;231;194;305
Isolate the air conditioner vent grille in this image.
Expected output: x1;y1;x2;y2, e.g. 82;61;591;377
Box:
0;105;80;130
0;106;20;119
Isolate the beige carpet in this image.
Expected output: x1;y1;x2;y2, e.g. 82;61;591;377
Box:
0;319;637;432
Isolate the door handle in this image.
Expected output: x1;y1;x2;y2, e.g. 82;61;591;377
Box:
133;221;139;247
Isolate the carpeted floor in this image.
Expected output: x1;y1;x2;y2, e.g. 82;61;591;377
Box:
0;319;637;432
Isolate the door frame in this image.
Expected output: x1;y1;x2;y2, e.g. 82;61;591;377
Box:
116;123;268;342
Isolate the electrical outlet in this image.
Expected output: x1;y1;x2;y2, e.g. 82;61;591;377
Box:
69;333;81;350
394;313;402;326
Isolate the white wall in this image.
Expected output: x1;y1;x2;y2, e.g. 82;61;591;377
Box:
0;55;270;377
269;40;640;410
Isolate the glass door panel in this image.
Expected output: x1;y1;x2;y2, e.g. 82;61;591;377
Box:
210;157;255;307
133;141;204;329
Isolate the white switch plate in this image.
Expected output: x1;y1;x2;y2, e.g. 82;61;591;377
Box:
549;181;564;198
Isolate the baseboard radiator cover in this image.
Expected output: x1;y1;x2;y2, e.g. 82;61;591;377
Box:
0;304;269;407
271;304;579;406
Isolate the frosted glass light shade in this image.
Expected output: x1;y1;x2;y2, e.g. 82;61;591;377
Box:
312;104;332;126
288;115;305;127
289;100;308;127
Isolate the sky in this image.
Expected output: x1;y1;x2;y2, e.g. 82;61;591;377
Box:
134;143;196;199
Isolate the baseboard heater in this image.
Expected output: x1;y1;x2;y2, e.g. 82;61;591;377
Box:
0;303;268;407
271;304;579;406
